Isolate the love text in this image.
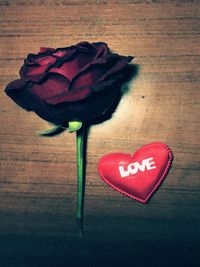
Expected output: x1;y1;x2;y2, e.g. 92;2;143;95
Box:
119;157;156;178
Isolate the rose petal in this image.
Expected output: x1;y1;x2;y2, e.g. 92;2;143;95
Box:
70;65;106;91
5;79;31;110
27;64;52;76
92;42;109;59
26;51;56;66
25;83;121;125
36;56;56;66
20;56;56;78
39;47;55;53
46;84;121;124
70;54;133;92
20;64;34;78
31;73;70;101
96;55;133;83
75;41;95;51
22;86;61;124
53;49;70;58
45;85;91;104
50;50;95;81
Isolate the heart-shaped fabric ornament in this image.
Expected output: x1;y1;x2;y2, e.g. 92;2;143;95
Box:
98;142;173;204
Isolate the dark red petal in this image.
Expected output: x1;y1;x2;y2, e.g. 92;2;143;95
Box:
5;77;123;125
26;84;121;125
27;64;51;76
20;57;56;78
70;65;105;91
97;55;133;83
45;85;91;104
26;51;56;67
21;85;62;124
36;55;56;66
53;49;70;58
39;47;55;53
92;42;110;59
91;78;118;92
75;41;95;51
69;54;128;92
5;79;31;110
46;84;121;124
49;62;71;79
20;64;31;78
31;73;70;101
50;50;95;81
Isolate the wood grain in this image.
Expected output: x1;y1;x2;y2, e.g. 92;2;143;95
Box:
0;1;200;266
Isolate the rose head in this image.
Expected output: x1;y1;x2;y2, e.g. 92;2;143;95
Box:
5;42;133;125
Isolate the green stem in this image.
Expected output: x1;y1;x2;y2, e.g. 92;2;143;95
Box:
76;124;85;227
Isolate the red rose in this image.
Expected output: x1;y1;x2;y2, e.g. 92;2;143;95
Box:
5;42;133;125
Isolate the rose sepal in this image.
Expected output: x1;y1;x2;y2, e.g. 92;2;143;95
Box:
68;121;83;132
37;125;66;136
37;120;83;136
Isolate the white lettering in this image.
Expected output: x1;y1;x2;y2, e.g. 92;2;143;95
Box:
119;166;130;178
119;157;156;178
144;157;156;171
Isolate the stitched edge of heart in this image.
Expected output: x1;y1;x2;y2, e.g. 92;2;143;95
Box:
98;142;173;204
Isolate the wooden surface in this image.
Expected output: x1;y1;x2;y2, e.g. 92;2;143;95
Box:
0;1;200;266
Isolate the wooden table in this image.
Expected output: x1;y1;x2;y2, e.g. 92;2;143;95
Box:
0;1;199;266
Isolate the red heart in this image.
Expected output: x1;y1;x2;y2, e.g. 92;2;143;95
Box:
98;142;173;204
